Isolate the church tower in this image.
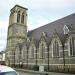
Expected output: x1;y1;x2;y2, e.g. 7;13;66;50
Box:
6;5;28;66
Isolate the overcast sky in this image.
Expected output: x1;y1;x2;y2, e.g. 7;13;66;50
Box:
0;0;75;51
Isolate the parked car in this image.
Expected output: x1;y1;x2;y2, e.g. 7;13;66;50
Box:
0;65;19;75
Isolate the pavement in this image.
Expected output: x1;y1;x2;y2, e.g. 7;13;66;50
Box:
18;71;40;75
14;68;75;75
15;68;46;74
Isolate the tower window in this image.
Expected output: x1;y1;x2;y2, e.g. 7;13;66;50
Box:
17;11;20;23
21;12;24;24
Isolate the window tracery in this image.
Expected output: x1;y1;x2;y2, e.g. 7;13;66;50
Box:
17;11;20;23
21;12;24;24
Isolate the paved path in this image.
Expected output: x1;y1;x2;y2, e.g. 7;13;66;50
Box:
15;68;75;75
18;71;40;75
18;71;75;75
48;72;75;75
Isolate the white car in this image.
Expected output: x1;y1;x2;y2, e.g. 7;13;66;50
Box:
0;65;19;75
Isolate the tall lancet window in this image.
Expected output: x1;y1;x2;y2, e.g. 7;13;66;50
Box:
30;46;34;58
21;12;24;24
70;37;75;56
53;40;59;57
31;46;34;58
17;11;20;23
63;25;69;35
40;43;45;59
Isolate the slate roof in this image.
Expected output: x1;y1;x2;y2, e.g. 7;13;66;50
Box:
11;5;28;11
28;13;75;43
0;51;5;54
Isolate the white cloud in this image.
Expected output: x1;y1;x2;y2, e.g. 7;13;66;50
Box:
29;0;75;10
27;0;75;30
0;0;75;51
28;15;50;30
0;20;8;51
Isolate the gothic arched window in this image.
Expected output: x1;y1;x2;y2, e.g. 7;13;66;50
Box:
31;46;34;58
53;40;59;57
21;12;24;24
39;43;45;59
29;45;35;58
17;11;20;23
63;25;69;35
70;37;75;56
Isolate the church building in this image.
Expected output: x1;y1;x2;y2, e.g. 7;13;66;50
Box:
6;5;75;71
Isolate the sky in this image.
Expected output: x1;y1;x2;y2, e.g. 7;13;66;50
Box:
0;0;75;51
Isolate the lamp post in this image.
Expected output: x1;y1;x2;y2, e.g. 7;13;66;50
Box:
47;46;49;71
62;45;65;71
7;58;10;66
36;47;37;70
13;51;15;67
18;43;22;68
26;47;28;68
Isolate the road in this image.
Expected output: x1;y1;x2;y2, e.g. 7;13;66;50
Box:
18;71;75;75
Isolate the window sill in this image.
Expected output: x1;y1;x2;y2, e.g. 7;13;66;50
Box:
69;55;75;57
53;56;60;58
39;58;45;59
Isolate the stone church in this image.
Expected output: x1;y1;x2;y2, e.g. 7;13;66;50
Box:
6;5;75;71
